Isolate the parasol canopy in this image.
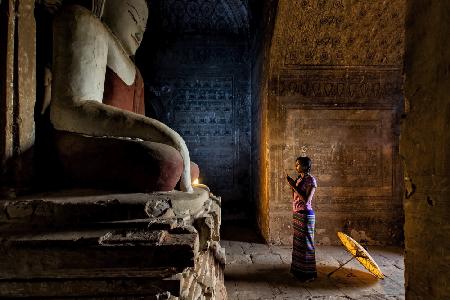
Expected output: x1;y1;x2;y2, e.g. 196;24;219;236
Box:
328;232;384;279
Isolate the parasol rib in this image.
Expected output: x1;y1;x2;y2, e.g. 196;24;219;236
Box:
327;255;356;277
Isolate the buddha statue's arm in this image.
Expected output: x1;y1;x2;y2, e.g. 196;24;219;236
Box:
50;6;193;192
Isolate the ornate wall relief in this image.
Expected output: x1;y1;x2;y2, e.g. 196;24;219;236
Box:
273;0;405;67
150;0;249;36
155;76;236;191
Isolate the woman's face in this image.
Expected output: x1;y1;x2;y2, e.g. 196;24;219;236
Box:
102;0;149;56
295;160;303;175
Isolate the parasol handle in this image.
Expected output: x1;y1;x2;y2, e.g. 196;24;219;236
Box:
327;256;356;278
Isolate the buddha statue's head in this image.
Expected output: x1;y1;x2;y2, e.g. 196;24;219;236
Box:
101;0;148;56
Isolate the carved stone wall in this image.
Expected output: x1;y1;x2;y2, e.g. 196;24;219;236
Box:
138;37;251;220
271;0;405;67
261;0;405;245
152;75;239;193
269;109;402;245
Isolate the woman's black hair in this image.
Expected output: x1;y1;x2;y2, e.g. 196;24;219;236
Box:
296;156;312;174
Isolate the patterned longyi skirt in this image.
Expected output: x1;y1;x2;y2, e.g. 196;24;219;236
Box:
291;210;317;280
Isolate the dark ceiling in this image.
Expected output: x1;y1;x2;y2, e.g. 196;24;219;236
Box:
148;0;251;36
37;0;257;37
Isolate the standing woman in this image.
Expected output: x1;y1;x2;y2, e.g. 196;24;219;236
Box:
285;156;317;281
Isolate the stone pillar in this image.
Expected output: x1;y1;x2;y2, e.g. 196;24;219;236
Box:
251;0;278;242
259;0;406;245
403;1;450;298
0;0;36;195
0;0;15;189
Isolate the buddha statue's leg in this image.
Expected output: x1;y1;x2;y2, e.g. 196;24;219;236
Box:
53;130;192;192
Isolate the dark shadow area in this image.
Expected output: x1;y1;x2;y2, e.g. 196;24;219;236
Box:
220;220;265;243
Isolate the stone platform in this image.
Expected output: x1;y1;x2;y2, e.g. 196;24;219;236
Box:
0;188;226;299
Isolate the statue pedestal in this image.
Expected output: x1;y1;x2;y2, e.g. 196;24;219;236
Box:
0;189;226;299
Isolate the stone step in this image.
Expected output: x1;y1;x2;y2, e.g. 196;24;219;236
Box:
0;187;210;231
0;228;198;280
0;277;181;298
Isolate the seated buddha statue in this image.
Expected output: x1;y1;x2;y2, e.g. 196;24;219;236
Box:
49;0;197;192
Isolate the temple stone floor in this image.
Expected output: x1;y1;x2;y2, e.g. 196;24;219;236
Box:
221;240;405;300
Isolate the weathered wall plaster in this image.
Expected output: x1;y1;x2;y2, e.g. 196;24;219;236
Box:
403;1;450;298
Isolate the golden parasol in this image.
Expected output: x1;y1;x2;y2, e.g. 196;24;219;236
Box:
328;232;384;279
